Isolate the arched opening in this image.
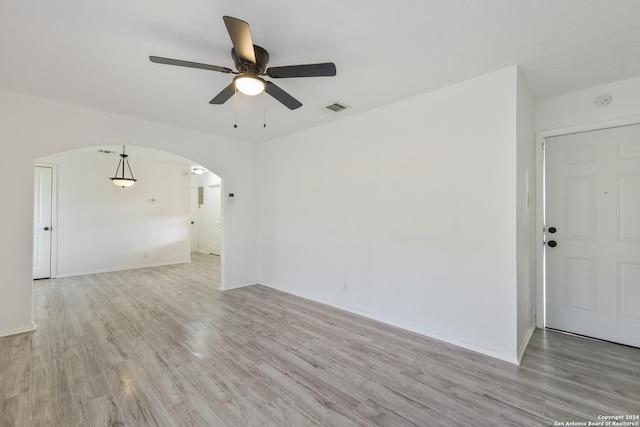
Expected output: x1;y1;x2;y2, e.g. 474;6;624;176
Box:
33;144;224;285
0;91;258;338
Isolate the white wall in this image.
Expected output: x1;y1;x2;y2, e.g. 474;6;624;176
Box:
515;70;536;361
258;67;524;362
0;89;258;336
37;150;192;276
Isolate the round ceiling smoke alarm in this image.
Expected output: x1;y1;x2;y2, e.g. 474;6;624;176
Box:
594;94;612;107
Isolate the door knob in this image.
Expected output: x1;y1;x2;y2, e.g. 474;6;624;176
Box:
43;226;50;231
547;240;557;247
548;227;557;234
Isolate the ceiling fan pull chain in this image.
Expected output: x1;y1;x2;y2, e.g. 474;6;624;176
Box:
263;91;267;128
233;87;238;128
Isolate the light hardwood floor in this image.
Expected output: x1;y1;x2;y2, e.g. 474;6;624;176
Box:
1;253;639;426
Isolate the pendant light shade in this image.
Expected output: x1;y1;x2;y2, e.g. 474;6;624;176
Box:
110;145;137;188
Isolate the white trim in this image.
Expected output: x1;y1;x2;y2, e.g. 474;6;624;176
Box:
259;283;520;364
517;324;536;364
0;322;36;338
207;184;222;257
53;259;191;278
535;115;640;330
219;178;226;290
535;136;545;329
220;281;257;291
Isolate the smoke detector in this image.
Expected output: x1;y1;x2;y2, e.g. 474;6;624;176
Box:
594;94;612;107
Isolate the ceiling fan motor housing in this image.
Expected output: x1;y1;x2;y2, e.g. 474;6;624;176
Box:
232;45;269;74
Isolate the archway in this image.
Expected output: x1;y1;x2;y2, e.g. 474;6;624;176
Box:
0;90;259;337
34;144;223;281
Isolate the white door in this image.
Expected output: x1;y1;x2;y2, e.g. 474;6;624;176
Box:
196;186;210;254
208;185;221;256
545;124;640;347
33;166;53;279
190;186;197;252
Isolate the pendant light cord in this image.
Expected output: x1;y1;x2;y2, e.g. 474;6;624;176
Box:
125;156;135;179
113;156;124;179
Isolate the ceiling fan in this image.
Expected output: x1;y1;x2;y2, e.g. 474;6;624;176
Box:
150;16;337;110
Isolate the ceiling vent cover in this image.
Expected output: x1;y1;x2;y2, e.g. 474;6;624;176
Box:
324;101;350;113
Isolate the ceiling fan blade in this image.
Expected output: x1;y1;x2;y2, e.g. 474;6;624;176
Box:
150;56;234;74
266;63;336;78
265;81;302;110
223;16;256;64
209;83;236;104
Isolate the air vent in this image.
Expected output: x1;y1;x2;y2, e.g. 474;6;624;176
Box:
324;101;350;113
97;149;116;154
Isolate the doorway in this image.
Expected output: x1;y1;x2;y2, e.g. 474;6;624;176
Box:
207;184;222;256
33;165;55;279
191;168;222;257
543;123;640;347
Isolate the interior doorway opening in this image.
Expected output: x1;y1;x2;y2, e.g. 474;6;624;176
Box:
190;166;222;257
33;164;55;279
33;145;224;286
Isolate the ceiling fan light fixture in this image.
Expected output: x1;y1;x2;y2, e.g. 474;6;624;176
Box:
234;74;265;96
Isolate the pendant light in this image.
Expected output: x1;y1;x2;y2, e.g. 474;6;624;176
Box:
110;145;137;188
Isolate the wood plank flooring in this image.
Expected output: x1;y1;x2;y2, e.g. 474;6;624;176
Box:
1;253;639;426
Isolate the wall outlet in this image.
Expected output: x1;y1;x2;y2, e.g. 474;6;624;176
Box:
143;252;149;259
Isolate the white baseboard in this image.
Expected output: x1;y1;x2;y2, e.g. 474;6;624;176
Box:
194;250;220;256
517;324;536;364
0;322;36;338
258;283;520;365
54;259;192;278
221;282;258;291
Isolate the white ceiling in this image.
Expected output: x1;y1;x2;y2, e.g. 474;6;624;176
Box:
2;1;640;143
